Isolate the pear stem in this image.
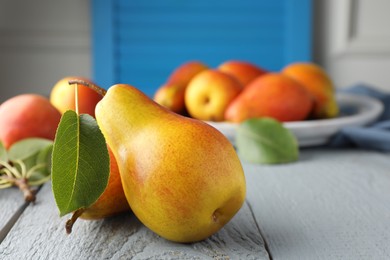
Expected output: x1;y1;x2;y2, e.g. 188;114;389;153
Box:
14;177;36;203
68;79;107;97
65;208;86;234
75;83;79;115
1;174;36;202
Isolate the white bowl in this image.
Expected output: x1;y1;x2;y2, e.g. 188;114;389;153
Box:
206;93;384;147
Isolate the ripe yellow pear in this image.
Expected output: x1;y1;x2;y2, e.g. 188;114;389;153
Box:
95;84;246;243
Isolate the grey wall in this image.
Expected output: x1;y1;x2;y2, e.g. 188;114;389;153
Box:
0;0;91;102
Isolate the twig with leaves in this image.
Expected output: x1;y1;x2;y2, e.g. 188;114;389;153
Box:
0;138;54;202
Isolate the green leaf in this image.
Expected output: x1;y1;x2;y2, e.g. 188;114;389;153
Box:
236;118;299;164
51;111;109;217
8;138;54;184
36;145;53;173
0;142;7;162
28;144;54;183
8;138;53;161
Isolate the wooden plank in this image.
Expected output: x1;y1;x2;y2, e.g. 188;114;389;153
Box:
0;187;28;242
0;187;25;228
245;148;390;260
0;182;269;259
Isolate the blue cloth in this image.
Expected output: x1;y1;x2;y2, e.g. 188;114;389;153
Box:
328;84;390;152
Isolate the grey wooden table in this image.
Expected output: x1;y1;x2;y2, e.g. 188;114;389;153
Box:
1;148;389;259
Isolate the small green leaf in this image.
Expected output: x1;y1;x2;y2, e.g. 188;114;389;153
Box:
0;138;53;199
28;144;54;183
51;111;109;217
8;138;53;179
0;142;7;161
36;145;53;173
8;138;53;161
236;118;299;164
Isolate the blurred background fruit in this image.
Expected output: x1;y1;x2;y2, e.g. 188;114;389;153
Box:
50;77;103;117
0;94;61;149
282;62;339;119
154;61;208;114
185;69;242;121
225;73;314;123
218;60;268;87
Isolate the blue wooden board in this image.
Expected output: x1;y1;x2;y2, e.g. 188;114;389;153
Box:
92;0;312;97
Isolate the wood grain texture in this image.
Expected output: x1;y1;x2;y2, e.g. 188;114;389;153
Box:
0;187;26;232
245;148;390;260
0;182;268;259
